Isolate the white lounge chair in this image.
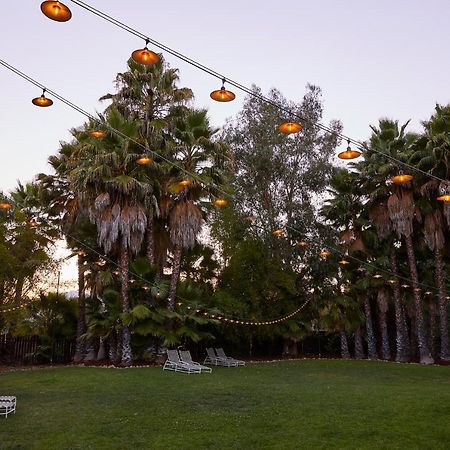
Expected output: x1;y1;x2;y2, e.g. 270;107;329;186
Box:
179;350;212;373
216;348;245;366
163;350;201;374
204;347;238;367
0;396;16;418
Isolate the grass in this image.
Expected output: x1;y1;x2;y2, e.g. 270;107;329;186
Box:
0;360;449;449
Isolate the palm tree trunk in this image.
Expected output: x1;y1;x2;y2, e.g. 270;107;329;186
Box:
167;245;183;311
146;214;155;266
340;331;351;359
120;245;132;366
364;294;377;359
429;299;437;359
435;248;450;360
74;255;86;362
390;252;410;361
377;290;391;360
354;327;365;359
404;235;434;364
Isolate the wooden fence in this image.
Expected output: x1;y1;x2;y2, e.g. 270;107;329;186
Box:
0;335;75;364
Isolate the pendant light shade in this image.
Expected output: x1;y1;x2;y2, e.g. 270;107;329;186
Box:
132;39;160;65
437;194;450;202
320;250;330;258
297;240;308;247
210;78;235;102
89;130;106;139
0;202;12;209
338;140;361;160
272;229;285;236
338;259;350;265
41;1;72;22
136;155;153;165
391;171;413;184
32;89;53;107
178;180;191;187
373;274;382;279
278;121;302;134
213;198;228;207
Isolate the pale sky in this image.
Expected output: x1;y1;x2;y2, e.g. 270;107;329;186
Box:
1;0;450;286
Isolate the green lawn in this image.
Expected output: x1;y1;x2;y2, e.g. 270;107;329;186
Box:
0;360;449;449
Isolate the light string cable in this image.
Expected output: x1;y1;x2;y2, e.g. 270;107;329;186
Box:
0;62;443;308
0;59;227;192
283;224;443;294
67;0;446;183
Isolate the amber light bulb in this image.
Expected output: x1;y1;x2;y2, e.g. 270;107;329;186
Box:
41;1;72;22
213;198;228;207
391;171;413;184
89;130;106;139
136;155;153;165
32;89;53;107
338;140;361;160
278;121;302;134
210;78;236;102
132;39;160;65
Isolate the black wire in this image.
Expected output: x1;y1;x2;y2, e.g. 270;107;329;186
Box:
68;0;445;183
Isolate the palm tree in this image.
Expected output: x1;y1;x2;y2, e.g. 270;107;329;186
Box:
166;108;229;310
415;105;450;360
69;108;150;366
101;57;193;270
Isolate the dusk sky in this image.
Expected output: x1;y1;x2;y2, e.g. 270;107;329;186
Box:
1;0;450;284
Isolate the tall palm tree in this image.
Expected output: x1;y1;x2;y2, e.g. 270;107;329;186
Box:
101;57;193;270
69;108;150;366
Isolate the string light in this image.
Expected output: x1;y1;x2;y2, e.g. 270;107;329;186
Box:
338;140;361;160
210;78;235;102
136;155;153;165
391;170;413;184
278;121;302;134
32;89;53;107
89;130;106;139
131;39;160;66
41;1;72;22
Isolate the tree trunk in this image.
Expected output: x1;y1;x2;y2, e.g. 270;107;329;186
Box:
120;245;132;366
167;245;183;311
340;331;351;359
108;332;118;363
404;235;434;364
97;337;106;360
84;339;97;361
354;327;365;359
377;289;391;360
74;255;86;362
364;294;378;359
429;299;437;359
146;214;155;266
435;248;450;360
390;252;410;362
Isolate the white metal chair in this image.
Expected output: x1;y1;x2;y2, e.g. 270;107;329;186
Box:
163;350;201;374
179;350;212;373
0;396;16;418
216;348;245;366
204;347;238;367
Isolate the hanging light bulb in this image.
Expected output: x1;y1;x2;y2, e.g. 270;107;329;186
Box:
296;240;308;247
77;250;87;257
391;170;413;184
338;140;361;160
278;121;302;134
401;284;410;288
338;259;350;265
319;249;330;258
89;130;106;139
210;78;236;102
32;89;53;107
41;1;72;22
373;274;383;279
272;229;285;236
132;39;160;65
213;198;228;207
136;155;153;165
437;194;450;202
178;180;191;187
0;202;12;209
387;279;397;284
